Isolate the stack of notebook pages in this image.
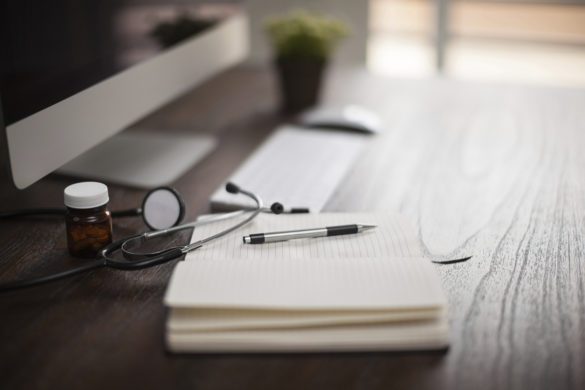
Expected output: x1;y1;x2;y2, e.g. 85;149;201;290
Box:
164;212;449;353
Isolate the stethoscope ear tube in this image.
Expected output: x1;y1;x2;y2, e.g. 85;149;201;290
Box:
108;247;187;270
99;233;197;270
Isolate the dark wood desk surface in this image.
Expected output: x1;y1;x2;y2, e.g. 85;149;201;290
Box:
1;66;584;390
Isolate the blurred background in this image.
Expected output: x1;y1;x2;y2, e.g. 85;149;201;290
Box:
369;0;585;86
96;0;585;87
244;0;585;86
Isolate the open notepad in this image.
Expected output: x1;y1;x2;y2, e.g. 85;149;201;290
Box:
164;213;449;353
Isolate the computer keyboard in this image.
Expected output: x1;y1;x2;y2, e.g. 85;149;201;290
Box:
210;125;367;212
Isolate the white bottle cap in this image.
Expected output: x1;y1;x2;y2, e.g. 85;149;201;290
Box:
64;182;109;209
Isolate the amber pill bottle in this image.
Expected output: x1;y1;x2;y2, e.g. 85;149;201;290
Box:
64;182;113;258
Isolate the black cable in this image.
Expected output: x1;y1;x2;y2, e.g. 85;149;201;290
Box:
110;208;142;218
0;208;142;219
0;259;104;292
0;208;65;218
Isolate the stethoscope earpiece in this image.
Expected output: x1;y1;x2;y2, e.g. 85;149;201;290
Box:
270;202;284;215
225;182;240;194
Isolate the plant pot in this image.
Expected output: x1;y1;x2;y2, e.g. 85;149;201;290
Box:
275;58;326;113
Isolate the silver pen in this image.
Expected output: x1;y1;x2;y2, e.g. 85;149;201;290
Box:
242;224;376;244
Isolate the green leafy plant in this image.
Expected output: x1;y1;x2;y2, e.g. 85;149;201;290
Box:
265;11;348;61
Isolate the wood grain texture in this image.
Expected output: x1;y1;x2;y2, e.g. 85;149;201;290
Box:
1;66;584;390
323;69;585;389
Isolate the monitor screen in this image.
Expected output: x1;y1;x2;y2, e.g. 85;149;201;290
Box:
0;1;246;189
0;1;227;125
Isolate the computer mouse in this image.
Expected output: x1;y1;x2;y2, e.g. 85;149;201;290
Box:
300;105;383;134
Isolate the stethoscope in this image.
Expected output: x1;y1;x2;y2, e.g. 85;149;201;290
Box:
0;183;297;292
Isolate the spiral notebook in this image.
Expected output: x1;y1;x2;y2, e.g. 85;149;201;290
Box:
164;213;449;353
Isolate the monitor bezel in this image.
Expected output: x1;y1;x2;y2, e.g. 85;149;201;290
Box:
1;12;248;190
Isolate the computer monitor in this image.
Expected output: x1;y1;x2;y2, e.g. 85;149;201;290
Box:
0;1;248;189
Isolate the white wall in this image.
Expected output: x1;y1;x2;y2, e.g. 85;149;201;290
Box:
245;0;369;65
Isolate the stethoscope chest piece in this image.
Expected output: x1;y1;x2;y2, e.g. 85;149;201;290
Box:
141;187;185;230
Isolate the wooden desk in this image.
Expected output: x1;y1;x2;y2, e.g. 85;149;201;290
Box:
1;66;584;389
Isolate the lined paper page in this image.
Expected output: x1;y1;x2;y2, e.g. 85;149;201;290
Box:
165;257;445;310
209;126;365;212
186;212;422;261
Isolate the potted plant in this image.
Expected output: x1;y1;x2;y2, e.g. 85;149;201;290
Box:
265;11;348;113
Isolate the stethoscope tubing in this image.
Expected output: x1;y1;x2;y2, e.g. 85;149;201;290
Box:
118;187;264;260
0;259;104;292
0;183;275;292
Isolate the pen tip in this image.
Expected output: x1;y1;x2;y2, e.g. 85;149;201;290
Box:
360;224;377;231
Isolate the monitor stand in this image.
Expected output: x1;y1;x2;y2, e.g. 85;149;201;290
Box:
57;131;216;188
